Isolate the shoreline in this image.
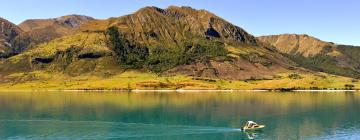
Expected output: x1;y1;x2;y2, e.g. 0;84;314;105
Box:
0;89;359;93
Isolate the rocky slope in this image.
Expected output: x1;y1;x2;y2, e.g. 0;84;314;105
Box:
79;6;257;45
257;34;333;56
12;15;95;54
258;34;360;78
19;15;95;32
0;17;22;58
0;6;297;80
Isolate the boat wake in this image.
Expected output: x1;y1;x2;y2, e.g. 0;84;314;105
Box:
0;120;241;139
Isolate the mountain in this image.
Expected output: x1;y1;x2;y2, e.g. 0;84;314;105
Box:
0;6;359;90
258;34;360;78
80;6;257;44
0;6;296;80
19;15;95;32
12;15;95;54
0;17;22;58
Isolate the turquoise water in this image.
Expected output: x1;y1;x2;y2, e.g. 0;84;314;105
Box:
0;91;359;140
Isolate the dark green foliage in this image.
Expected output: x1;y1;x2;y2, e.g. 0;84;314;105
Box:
193;77;217;82
106;26;128;62
32;57;54;64
288;73;302;79
124;44;149;68
77;52;105;59
106;26;228;72
344;84;355;90
146;41;228;72
182;38;228;63
338;45;360;64
184;44;227;62
287;53;360;79
146;47;182;72
241;52;272;66
106;26;149;69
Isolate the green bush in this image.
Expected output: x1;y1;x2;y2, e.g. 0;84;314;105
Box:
106;26;149;69
146;47;183;72
344;84;355;90
288;73;302;79
287;53;360;79
106;26;128;61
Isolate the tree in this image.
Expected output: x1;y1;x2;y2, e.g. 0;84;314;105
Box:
344;84;355;90
106;26;128;62
106;26;149;68
288;73;302;79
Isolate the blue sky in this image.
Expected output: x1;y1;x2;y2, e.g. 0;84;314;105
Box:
1;0;359;45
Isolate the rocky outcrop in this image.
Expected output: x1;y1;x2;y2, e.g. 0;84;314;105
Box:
0;17;22;58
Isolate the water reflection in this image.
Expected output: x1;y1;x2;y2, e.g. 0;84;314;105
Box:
0;91;359;139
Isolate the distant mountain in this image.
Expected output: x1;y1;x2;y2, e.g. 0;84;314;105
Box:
0;6;296;80
19;15;95;32
0;17;22;58
11;15;95;54
258;34;360;78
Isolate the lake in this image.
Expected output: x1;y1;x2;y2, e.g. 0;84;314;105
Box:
0;91;359;140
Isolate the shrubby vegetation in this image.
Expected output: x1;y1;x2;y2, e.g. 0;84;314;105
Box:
287;54;360;79
106;26;149;69
288;73;302;79
147;40;228;72
345;84;355;90
106;26;228;72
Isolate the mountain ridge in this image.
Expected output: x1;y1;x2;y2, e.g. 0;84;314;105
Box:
19;14;95;31
14;15;96;53
257;34;360;78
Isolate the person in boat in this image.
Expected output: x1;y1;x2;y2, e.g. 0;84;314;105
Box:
245;121;258;128
242;121;265;131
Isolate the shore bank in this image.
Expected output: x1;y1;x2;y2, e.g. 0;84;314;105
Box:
0;89;359;93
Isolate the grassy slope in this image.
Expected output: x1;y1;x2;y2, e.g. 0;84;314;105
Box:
1;33;358;90
0;70;359;90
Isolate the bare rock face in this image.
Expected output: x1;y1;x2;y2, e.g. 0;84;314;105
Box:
0;17;22;58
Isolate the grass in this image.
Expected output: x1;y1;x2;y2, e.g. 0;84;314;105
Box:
1;26;359;91
0;70;359;91
249;73;358;90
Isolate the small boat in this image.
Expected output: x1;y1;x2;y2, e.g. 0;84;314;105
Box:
241;121;265;131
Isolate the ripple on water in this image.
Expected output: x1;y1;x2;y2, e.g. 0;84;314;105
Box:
0;120;243;140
